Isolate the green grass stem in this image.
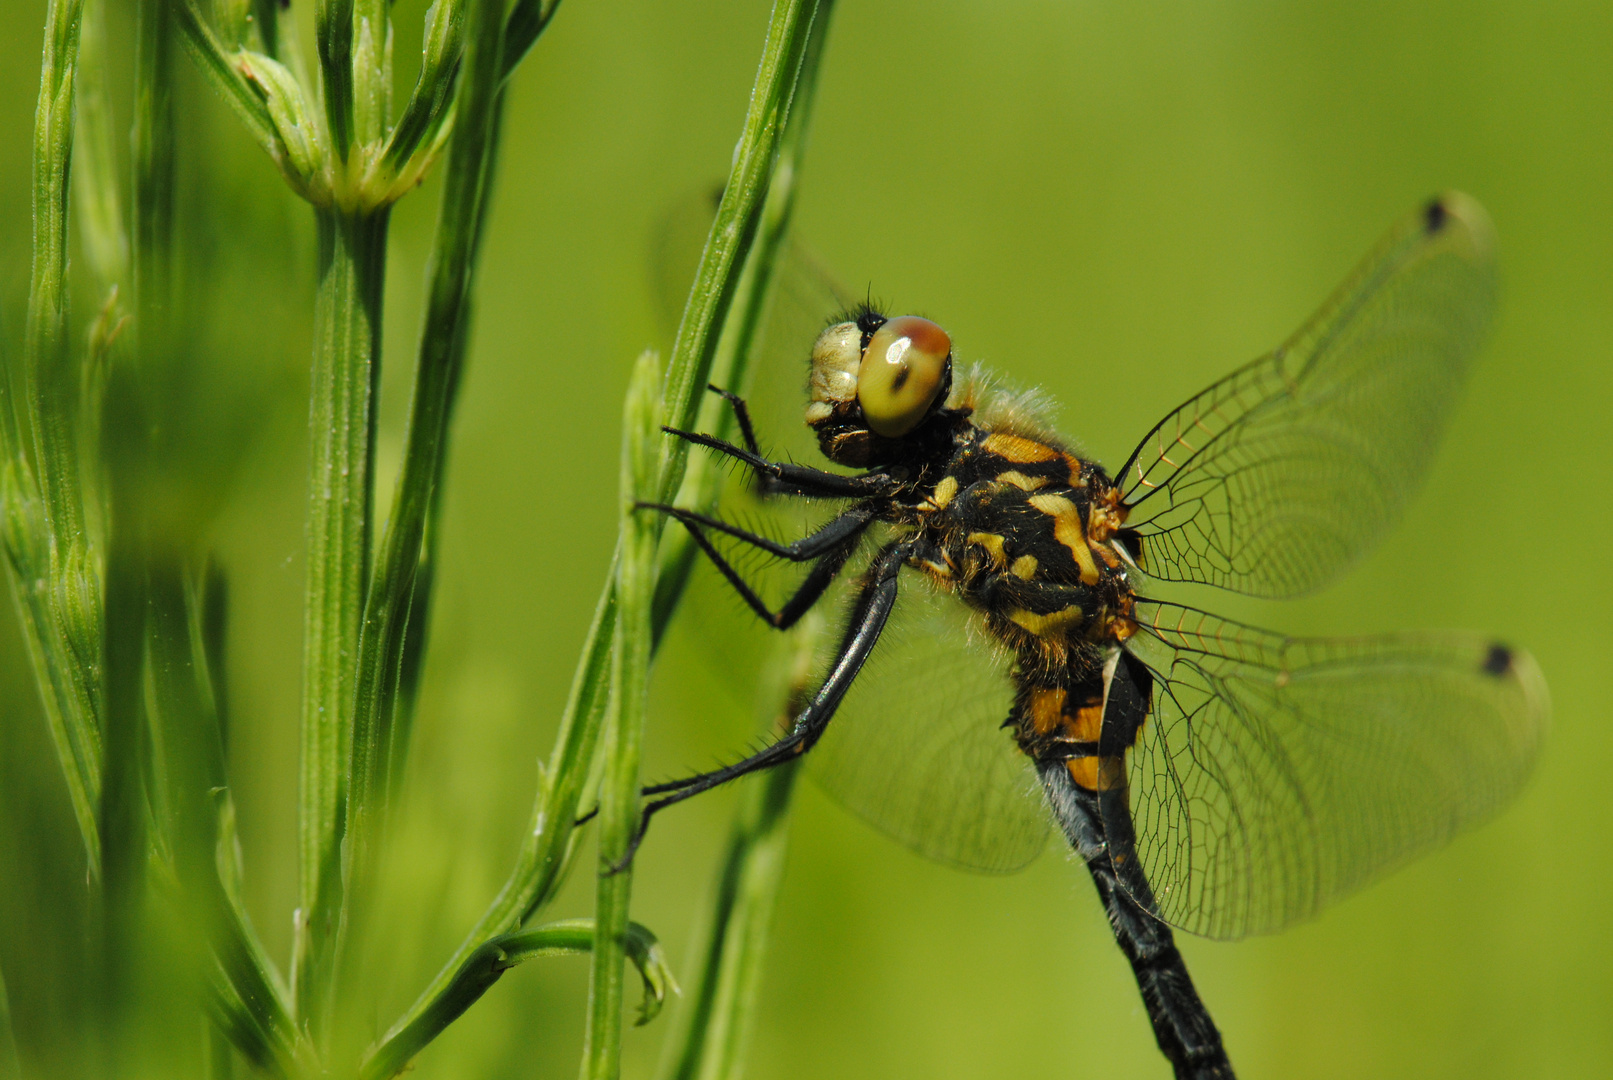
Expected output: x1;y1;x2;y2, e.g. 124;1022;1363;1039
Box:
340;0;506;1024
580;351;663;1080
374;3;831;1061
294;203;389;1045
651;0;834;638
19;0;104;877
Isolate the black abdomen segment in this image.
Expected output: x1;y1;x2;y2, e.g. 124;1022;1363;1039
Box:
1041;762;1234;1080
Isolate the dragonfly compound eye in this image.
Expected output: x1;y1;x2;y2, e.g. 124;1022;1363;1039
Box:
856;316;952;437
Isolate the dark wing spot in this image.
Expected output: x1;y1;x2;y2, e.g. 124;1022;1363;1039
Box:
1424;197;1449;235
1482;643;1514;677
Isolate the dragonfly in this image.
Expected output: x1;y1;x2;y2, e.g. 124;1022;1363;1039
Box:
637;192;1548;1079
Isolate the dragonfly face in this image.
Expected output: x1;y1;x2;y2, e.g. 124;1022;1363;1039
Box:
641;192;1548;1080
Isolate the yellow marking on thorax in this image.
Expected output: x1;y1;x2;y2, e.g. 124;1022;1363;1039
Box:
966;532;1008;568
1067;756;1127;792
1010;554;1039;580
924;474;959;510
1060;453;1085;485
1027;493;1101;585
982;432;1058;463
996;470;1048;491
1006;605;1083;638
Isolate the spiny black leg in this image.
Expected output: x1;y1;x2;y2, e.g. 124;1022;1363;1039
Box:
673;517;861;629
641;502;873;562
607;542;909;870
661;426;898;499
707;384;761;455
640;502;872;627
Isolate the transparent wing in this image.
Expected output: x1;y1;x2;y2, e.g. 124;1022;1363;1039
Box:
808;566;1050;873
1113;599;1548;940
1117;193;1497;598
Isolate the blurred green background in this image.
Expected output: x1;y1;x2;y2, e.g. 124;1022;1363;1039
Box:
2;1;1610;1078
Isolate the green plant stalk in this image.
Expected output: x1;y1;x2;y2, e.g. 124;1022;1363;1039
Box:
20;0;104;876
657;0;826;500
651;0;833;639
369;0;829;1059
652;616;818;1080
582;349;662;1080
340;0;505;1012
295;204;389;1042
361;920;673;1080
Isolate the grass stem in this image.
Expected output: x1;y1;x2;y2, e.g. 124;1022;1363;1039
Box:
580;351;662;1080
295;204;389;1043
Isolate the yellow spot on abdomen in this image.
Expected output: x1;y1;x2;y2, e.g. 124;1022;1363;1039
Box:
982;433;1058;464
1010;554;1039;580
1027;687;1066;735
1028;494;1101;585
1070;700;1104;742
1067;756;1127;792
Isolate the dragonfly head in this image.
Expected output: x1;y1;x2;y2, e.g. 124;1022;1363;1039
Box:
806;309;955;467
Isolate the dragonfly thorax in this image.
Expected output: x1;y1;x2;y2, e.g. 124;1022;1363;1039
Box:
904;422;1137;681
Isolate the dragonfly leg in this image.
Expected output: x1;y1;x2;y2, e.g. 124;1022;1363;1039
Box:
643;502;873;628
1041;761;1235;1080
607;541;908;870
706;384;761;455
662;425;898;499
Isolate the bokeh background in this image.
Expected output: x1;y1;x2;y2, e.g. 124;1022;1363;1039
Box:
1;2;1610;1078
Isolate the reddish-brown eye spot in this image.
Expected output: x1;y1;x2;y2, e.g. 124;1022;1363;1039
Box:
857;315;951;437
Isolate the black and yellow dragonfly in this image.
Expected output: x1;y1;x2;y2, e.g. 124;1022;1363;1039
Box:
640;193;1547;1080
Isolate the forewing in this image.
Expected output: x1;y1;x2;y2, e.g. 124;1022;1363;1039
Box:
1117;193;1497;597
1112;600;1547;940
808;567;1050;873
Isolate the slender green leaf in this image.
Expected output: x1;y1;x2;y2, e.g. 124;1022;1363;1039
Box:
500;0;561;82
21;0;105;876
